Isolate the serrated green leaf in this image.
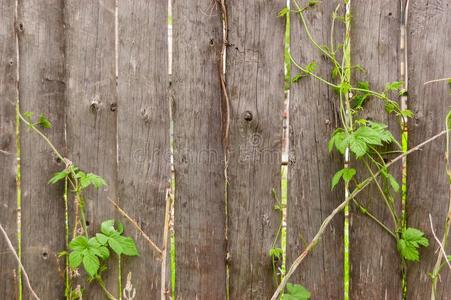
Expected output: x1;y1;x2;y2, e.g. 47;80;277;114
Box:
82;253;100;277
108;237;123;255
398;227;429;262
342;168;356;183
385;81;403;92
283;283;311;300
69;251;83;269
98;246;110;259
101;220;115;235
331;169;344;190
48;170;69;184
23;111;34;122
116;236;139;256
69;236;88;251
387;173;400;192
80;173;107;189
96;233;109;245
37;114;52;129
349;136;367;158
269;247;283;259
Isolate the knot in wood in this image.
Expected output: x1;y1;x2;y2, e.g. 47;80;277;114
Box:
243;111;253;122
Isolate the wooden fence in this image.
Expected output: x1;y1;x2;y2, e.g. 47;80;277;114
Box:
0;0;450;299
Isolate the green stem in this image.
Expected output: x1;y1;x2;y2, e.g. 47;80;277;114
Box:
118;255;122;300
96;277;118;300
353;199;397;239
17;112;65;162
288;53;339;89
64;177;70;299
16;97;23;300
363;160;399;229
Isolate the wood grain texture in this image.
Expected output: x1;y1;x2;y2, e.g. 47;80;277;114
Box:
0;0;19;298
117;0;170;298
286;2;344;298
407;0;451;298
172;0;227;298
65;0;118;298
18;0;66;298
349;1;403;299
226;1;285;298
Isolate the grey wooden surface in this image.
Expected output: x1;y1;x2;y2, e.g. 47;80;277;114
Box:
349;1;403;299
172;0;227;298
286;1;344;298
0;0;19;299
407;0;451;299
117;0;170;298
18;0;66;298
65;0;119;298
226;0;286;298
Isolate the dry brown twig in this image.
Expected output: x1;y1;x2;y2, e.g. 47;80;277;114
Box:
429;214;451;271
271;129;448;300
0;224;41;300
108;198;162;256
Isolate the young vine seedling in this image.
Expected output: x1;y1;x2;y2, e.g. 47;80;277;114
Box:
19;112;139;300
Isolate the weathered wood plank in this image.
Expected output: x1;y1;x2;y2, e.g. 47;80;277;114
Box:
226;1;285;298
65;0;118;298
350;1;402;298
117;0;170;298
18;0;66;298
286;2;344;298
0;0;19;298
407;1;451;298
172;0;226;298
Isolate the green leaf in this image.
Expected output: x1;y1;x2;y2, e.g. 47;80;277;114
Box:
305;61;317;73
385;81;403;92
386;173;400;192
37;114;52;129
397;227;429;262
48;169;69;184
283;283;311;300
352;81;371;108
354;126;383;146
116;236;139;256
108;237;123;255
269;247;283;259
98;246;110;259
331;169;344;190
23;111;34;122
96;233;109;245
82;253;100;277
331;168;356;190
400;109;414;119
69;251;83;269
69;236;88;251
101;220;116;235
80;173;107;189
278;7;290;17
342;168;356;183
308;0;320;7
349;135;368;158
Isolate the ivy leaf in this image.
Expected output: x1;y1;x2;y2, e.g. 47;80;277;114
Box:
82;253;100;277
282;283;311;300
37;114;52;129
69;251;83;269
397;227;429;262
48;169;70;184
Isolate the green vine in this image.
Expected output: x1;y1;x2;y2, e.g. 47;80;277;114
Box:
278;0;430;297
18;112;139;300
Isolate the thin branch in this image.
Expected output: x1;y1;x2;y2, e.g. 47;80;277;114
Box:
161;189;172;300
424;77;451;86
108;198;163;257
271;129;448;300
0;224;41;300
429;214;451;271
